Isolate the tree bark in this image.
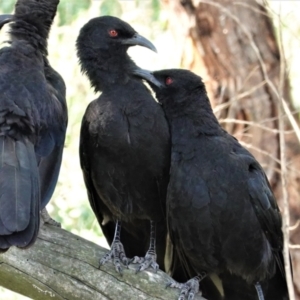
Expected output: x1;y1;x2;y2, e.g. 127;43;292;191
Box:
0;225;205;300
163;0;300;298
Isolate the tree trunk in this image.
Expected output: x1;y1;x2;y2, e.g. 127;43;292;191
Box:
0;225;205;300
163;0;300;298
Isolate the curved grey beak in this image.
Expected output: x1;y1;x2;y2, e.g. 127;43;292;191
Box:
0;14;13;30
122;33;157;53
132;68;162;88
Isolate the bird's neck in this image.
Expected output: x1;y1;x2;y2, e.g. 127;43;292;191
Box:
9;0;58;57
166;94;222;139
79;50;136;92
9;21;49;56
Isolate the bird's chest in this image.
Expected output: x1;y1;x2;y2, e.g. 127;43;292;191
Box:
90;102;153;152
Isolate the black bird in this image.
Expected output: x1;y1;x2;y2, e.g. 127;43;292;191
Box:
136;68;288;300
76;16;170;274
0;0;67;251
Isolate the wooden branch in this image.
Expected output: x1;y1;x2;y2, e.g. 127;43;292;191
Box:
0;225;204;300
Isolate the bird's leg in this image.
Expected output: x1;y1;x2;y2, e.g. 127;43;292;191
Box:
40;208;61;227
99;220;130;274
131;220;159;273
166;273;206;300
255;282;265;300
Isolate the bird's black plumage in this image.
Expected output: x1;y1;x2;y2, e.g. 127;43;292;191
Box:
0;0;67;251
38;57;67;210
76;16;170;272
138;68;288;300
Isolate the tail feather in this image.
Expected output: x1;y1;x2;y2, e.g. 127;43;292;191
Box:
264;253;289;300
0;136;40;250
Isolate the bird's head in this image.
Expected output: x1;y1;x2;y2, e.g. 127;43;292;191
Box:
76;16;157;57
134;68;219;131
134;68;207;108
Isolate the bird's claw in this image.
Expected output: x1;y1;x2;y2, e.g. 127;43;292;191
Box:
99;251;112;266
99;241;130;274
115;259;123;275
135;260;159;274
40;208;61;227
166;280;183;289
131;251;159;273
166;277;200;300
151;261;159;272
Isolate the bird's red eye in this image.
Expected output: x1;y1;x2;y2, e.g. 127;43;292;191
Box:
109;29;118;37
165;77;173;85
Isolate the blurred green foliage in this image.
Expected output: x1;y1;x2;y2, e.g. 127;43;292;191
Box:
0;0;14;13
0;0;160;24
100;0;122;17
0;0;93;24
151;0;160;21
58;0;92;25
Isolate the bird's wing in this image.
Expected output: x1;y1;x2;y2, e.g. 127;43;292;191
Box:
246;155;285;274
37;94;66;207
246;156;288;297
79;112;119;249
0;47;46;250
37;61;67;209
0;135;40;251
247;162;283;246
0;61;41;250
222;133;284;251
37;134;65;209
